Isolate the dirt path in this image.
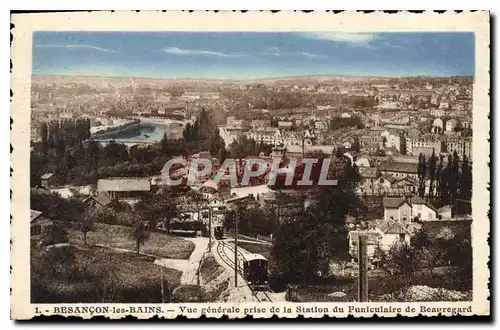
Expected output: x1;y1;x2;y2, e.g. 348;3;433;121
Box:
155;237;209;285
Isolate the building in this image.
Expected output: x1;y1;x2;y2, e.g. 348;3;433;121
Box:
361;143;381;155
226;116;244;129
40;173;56;188
199;179;219;199
405;136;442;156
383;197;412;224
376;220;412;250
348;230;381;259
432;118;444;132
97;178;151;200
381;130;402;152
83;192;112;208
378;161;418;180
411;197;438;221
391;177;419;196
278;121;294;129
359;133;384;149
445;137;472;158
445;119;458;132
30;210;53;242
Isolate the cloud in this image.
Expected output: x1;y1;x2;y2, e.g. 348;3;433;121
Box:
35;44;118;53
262;47;326;59
295;51;327;59
163;47;247;57
299;32;379;46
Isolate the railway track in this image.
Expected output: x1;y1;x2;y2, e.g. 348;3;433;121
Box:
215;240;273;302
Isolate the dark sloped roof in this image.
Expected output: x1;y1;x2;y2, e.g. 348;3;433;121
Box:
382;197;408;208
380;174;397;184
412;197;426;204
378;161;418;174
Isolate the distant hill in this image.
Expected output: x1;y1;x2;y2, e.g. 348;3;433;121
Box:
32;74;472;87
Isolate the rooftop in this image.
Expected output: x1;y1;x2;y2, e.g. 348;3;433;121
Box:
378;161;418;174
377;220;411;235
97;178;151;192
30;210;43;222
382;197;408;209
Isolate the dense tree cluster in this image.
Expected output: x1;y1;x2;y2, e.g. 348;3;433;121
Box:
329;116;364;130
375;227;472;292
228;136;273;159
224;204;279;238
417;150;472;206
271;160;365;283
182;108;225;156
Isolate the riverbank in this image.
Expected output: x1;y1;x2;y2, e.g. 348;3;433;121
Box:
91;119;141;139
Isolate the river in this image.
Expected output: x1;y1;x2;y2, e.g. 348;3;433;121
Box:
92;118;186;147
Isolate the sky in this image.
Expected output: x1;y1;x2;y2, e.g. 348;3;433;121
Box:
32;32;475;79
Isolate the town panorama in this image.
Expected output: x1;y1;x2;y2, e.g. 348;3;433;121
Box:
27;30;474;307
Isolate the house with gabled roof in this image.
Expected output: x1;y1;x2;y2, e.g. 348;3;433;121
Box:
30;209;53;242
376;219;412;250
411;197;438;221
383;197;412;224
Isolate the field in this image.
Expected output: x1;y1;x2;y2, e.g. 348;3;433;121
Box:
31;245;182;303
64;222;196;259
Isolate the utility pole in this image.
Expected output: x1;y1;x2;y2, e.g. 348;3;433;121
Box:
234;207;239;288
208;206;212;252
357;234;368;302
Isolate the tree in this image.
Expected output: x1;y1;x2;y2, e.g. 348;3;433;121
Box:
209;130;225;156
427;149;438;198
135;196;177;230
417;153;427;197
459;154;472;201
42;224;69;246
217;148;227;164
448;151;460;202
381;241;416;276
86;139;102;173
40;122;49;158
271;163;365;283
80;209;95;245
132;219;150;256
160;132;169;152
438;155;450;205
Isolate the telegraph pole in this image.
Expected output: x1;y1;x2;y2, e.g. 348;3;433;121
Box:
357;234;368;302
234;207;239;288
208;206;212;252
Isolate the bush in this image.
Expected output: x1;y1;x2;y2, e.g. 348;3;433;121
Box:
172;285;206;303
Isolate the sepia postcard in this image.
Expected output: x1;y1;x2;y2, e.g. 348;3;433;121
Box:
11;11;490;319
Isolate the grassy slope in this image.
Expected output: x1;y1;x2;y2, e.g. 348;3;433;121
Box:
32;245;182;303
65;222;195;259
